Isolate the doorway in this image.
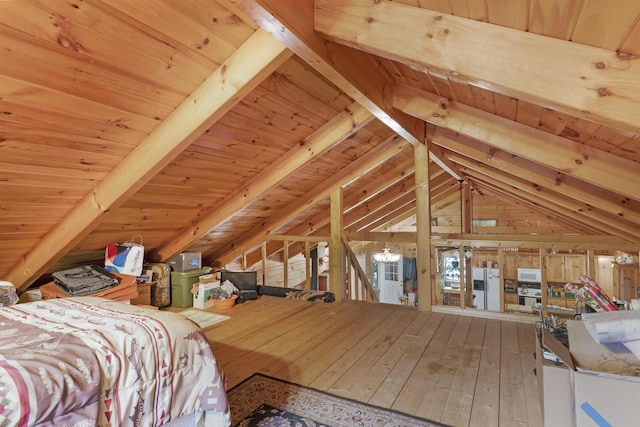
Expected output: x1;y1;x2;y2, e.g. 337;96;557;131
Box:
376;258;404;304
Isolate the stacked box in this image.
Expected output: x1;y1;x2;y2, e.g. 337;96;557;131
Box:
171;267;211;308
143;263;171;307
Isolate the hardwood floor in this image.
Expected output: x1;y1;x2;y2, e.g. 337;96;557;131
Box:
202;296;543;427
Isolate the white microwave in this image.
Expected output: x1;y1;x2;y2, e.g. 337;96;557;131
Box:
518;268;541;283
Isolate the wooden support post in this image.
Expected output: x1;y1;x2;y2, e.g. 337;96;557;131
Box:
283;240;289;288
305;241;311;290
415;136;432;311
498;248;505;313
330;188;344;302
459;246;466;308
540;248;548;318
261;241;267;286
587;249;596;278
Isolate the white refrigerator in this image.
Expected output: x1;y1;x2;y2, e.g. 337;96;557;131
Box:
472;267;501;311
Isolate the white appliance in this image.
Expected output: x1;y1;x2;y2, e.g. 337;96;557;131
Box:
472;267;501;311
518;268;541;283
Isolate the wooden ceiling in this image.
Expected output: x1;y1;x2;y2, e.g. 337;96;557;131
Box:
2;0;640;292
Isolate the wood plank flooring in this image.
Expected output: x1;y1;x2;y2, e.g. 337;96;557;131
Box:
201;297;543;427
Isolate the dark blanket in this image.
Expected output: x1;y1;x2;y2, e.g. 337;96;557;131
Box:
258;285;335;302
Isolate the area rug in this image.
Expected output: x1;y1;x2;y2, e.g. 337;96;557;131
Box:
227;373;449;427
178;308;230;329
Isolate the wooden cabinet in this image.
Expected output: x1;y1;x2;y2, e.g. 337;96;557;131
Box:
517;253;540;269
504;292;518;305
503;253;517;279
545;254;587;284
564;255;586;283
546;255;565;282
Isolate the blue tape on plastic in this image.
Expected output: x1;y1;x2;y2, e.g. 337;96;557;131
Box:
580;402;612;427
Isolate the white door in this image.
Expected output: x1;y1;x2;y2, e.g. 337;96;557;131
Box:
378;259;403;304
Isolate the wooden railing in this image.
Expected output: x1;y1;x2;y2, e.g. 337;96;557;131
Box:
342;236;378;302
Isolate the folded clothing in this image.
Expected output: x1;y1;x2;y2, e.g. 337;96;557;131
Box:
52;265;120;296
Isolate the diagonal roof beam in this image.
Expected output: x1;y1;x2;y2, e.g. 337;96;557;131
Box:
220;0;425;145
393;83;640;202
212;135;410;264
481;186;602;236
470;178;608;236
156;101;373;261
7;28;291;292
315;0;640;134
432;130;640;225
463;167;639;240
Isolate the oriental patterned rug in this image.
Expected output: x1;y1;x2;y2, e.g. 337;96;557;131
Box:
227;373;449;427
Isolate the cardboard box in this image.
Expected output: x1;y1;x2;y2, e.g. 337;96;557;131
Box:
535;328;572;427
130;282;152;305
542;320;640;426
193;280;219;310
199;273;217;284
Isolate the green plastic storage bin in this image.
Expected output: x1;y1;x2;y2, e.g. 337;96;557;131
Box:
170;267;212;308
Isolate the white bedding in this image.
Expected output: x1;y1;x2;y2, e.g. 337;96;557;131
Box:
0;297;230;426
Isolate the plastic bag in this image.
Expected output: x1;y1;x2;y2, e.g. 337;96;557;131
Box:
0;281;19;307
105;235;145;276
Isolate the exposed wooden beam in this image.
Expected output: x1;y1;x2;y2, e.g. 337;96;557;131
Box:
329;188;344;301
415;139;432;310
433;130;640;226
479;185;601;236
344;231;416;243
434;131;640;224
343;159;415;214
315;0;640;133
432;234;639;251
428;143;463;182
6;28;290;292
220;0;425;144
394;83;640;202
265;235;329;242
156;101;373;261
213;135;409;264
350;192;416;232
458;158;640;240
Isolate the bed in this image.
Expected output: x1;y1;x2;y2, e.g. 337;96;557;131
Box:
0;297;230;426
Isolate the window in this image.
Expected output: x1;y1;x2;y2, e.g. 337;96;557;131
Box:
472;218;497;227
384;261;399;282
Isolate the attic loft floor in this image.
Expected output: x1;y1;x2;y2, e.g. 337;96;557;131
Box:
199;296;543;427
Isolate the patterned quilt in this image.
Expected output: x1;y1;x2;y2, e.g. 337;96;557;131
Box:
0;297;230;426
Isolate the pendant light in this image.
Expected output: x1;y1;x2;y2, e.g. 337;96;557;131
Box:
373;248;400;263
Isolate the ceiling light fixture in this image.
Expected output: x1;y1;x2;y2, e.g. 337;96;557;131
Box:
373;248;400;263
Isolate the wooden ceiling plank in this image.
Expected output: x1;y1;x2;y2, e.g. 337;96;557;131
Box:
5;28;291;292
315;0;640;133
486;0;529;30
528;0;583;40
571;0;640;50
156;101;373;261
393;83;640;202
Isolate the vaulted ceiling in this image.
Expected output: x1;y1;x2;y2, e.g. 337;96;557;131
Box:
2;0;640;292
